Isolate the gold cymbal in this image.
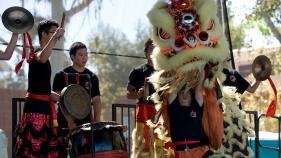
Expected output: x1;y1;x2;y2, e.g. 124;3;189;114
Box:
252;55;272;81
2;6;34;33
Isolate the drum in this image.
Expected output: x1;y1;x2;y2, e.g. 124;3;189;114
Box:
60;84;91;120
70;121;128;158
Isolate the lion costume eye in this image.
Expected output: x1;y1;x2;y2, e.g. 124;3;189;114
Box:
182;13;195;25
157;27;171;40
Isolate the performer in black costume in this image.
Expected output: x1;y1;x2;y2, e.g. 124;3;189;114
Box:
15;19;64;158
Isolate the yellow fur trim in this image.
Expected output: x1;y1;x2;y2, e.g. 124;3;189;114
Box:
147;2;177;49
196;0;217;29
152;42;228;71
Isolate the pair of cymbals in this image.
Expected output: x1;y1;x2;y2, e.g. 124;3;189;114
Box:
2;6;34;33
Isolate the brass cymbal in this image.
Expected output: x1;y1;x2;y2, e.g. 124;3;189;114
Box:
60;84;91;120
252;55;272;81
2;6;34;33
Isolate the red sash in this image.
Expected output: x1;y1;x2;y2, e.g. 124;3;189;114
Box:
26;92;58;128
136;103;156;122
136;103;156;150
165;140;201;158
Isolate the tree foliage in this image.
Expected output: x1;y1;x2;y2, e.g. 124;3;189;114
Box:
88;23;150;120
229;19;249;49
246;0;281;43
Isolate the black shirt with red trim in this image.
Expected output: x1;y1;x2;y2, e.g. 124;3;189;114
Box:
28;59;51;95
53;66;100;97
53;66;100;128
128;63;155;103
168;92;208;150
25;59;52;115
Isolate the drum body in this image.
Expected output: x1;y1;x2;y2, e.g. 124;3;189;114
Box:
70;122;128;158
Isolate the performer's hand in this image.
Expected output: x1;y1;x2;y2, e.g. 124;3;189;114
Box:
53;27;64;40
126;84;138;99
92;115;100;123
67;120;76;130
50;91;60;102
12;32;19;37
137;87;145;99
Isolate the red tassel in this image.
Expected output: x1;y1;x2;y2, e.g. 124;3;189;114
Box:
14;32;35;74
266;99;277;117
15;33;27;74
26;32;35;63
266;77;277;117
15;59;24;74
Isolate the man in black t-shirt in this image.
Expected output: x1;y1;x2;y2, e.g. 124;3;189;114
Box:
53;42;101;128
127;39;156;155
127;39;155;102
53;42;101;157
127;62;155;103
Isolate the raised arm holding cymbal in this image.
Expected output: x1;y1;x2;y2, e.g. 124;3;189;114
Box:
1;6;34;60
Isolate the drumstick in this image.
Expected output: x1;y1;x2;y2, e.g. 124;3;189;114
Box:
56;12;65;41
143;78;149;102
60;12;66;28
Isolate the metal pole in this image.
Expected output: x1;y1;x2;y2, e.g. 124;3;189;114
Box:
278;116;281;158
223;0;236;69
12;98;17;158
254;112;260;158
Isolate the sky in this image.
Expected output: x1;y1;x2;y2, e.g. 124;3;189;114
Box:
0;0;279;67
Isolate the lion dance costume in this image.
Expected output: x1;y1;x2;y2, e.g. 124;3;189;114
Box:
131;0;254;158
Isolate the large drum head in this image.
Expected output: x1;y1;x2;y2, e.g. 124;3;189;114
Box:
60;84;91;120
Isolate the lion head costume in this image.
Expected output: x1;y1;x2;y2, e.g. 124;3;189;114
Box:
148;0;229;91
141;0;253;157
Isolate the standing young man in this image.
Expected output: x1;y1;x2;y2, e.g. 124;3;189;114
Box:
53;41;101;125
53;42;101;157
127;38;156;157
15;19;64;158
127;39;155;102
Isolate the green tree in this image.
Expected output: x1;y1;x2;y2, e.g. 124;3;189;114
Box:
88;23;150;120
246;0;281;43
229;19;249;50
222;1;249;51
